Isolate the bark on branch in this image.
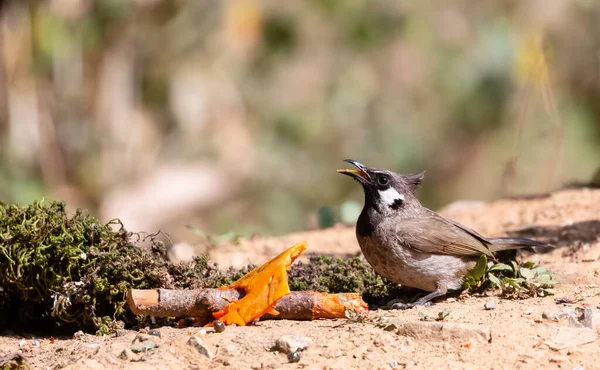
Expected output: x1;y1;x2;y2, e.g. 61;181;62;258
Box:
127;288;368;321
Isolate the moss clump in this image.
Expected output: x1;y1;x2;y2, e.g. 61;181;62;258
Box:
288;255;399;304
0;200;239;334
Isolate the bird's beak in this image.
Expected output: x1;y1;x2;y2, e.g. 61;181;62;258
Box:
337;159;372;182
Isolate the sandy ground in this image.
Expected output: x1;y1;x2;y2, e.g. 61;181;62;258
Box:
1;187;599;370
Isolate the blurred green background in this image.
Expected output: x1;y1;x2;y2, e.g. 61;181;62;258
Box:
0;0;599;241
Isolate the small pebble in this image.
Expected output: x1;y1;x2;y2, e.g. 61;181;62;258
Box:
132;334;155;344
118;348;135;360
73;330;85;339
115;329;128;337
149;329;161;338
288;352;300;363
569;315;584;328
18;340;27;347
131;340;156;353
543;309;573;321
32;340;40;347
274;335;311;354
554;297;574;305
188;336;214;359
213;320;226;333
138;326;150;334
484;300;496;310
131;344;146;353
389;360;399;368
521;307;534;316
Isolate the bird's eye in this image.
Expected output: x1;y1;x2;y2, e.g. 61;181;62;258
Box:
378;175;389;186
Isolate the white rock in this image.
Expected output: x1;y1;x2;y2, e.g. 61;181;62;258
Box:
321;346;342;359
542;309;574;321
188;336;214;359
273;335;312;354
580;309;600;330
484;300;496;310
544;327;597;350
395;321;492;344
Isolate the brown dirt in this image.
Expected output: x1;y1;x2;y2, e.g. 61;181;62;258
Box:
1;188;599;370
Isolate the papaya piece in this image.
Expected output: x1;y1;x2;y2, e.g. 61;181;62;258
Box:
211;241;307;326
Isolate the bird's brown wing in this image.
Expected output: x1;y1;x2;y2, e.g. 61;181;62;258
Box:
436;213;491;246
395;215;494;257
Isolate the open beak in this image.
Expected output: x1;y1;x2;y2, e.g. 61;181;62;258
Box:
336;159;372;182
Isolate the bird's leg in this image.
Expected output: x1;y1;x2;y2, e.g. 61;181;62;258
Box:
390;286;447;310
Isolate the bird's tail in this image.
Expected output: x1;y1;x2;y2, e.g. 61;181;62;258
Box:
488;237;554;253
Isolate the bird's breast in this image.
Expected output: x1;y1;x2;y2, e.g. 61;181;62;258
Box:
356;233;474;292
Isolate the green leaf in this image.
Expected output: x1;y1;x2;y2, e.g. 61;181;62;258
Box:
523;261;536;269
185;225;207;237
468;254;488;281
418;312;426;321
519;267;535;280
437;308;450;321
510;261;519;277
503;277;523;290
531;266;548;275
462;276;477;290
488;263;513;272
488;273;502;288
537;274;552;286
213;231;242;244
542;288;556;295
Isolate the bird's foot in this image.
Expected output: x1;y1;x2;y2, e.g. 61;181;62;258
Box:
385;288;444;310
389;301;432;310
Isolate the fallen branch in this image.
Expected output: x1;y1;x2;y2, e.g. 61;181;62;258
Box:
127;242;368;325
127;288;368;321
212;241;308;325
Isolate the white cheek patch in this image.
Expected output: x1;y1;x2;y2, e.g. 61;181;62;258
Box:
378;187;405;206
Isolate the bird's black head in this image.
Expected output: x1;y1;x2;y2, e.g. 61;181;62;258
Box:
337;159;426;215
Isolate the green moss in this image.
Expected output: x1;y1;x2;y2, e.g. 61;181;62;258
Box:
0;200;239;334
288;255;399;303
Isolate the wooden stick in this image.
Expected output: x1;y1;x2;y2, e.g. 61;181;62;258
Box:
127;288;368;321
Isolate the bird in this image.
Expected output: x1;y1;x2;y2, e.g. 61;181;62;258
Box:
337;159;552;308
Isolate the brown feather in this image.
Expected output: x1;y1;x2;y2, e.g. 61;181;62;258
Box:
393;215;495;258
